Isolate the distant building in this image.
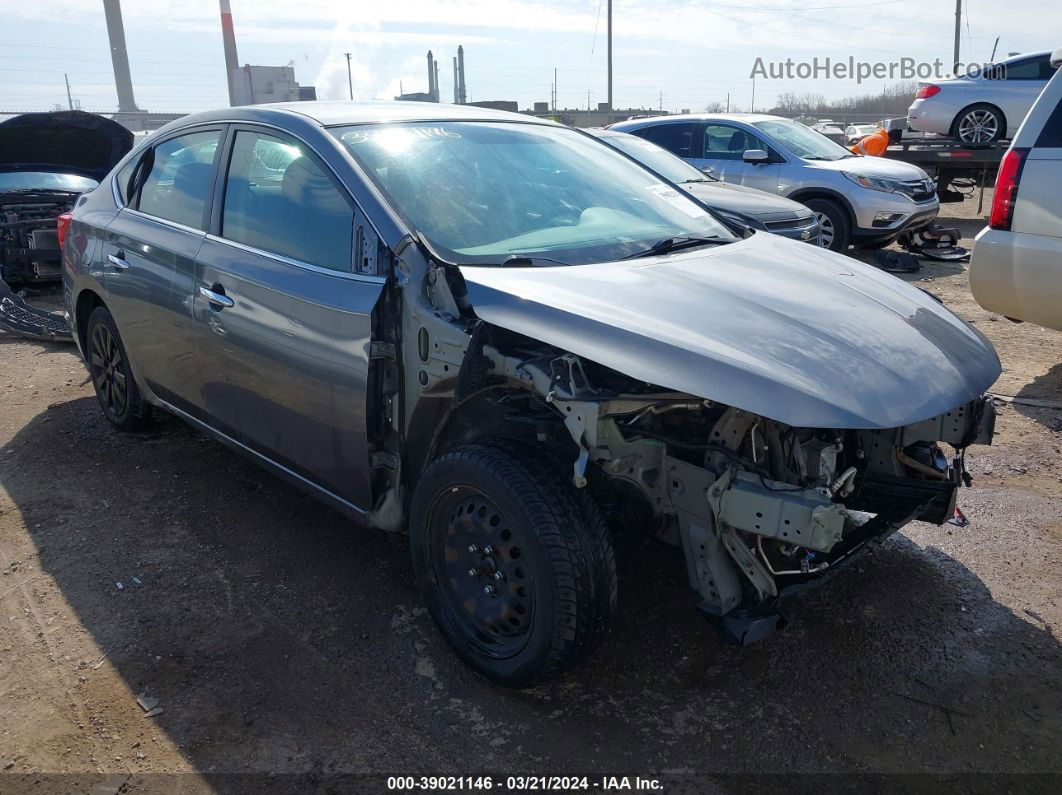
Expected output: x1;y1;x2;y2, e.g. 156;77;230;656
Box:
395;92;436;103
232;65;315;105
469;100;519;113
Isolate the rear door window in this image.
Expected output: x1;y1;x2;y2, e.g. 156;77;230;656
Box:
136;130;222;229
221;129;354;271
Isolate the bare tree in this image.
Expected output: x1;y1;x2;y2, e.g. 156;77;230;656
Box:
704;101;726;113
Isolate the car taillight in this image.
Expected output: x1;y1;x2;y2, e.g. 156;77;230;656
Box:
915;84;941;99
989;148;1029;230
57;212;72;250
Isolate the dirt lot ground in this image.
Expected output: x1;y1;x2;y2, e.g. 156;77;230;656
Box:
1;189;1060;792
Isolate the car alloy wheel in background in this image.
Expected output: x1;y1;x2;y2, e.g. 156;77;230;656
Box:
956;107;1002;144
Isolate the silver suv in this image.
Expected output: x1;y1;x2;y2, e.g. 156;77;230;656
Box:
969;48;1062;331
610;114;940;252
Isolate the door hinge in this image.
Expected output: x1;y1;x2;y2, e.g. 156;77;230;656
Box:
369;341;397;361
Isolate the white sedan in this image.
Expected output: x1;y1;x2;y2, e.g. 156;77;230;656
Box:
907;50;1058;144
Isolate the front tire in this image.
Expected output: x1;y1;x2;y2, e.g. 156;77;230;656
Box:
951;104;1005;144
410;444;617;687
85;306;153;432
804;198;851;252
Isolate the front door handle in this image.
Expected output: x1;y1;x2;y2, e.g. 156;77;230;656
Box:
199;285;234;308
107;252;130;270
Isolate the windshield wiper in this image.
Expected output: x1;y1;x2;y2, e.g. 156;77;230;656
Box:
681;178;714;184
621;236;727;260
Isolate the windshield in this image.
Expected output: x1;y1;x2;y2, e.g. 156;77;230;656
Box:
0;171;97;191
597;133;715;184
334;121;735;265
752;119;855;161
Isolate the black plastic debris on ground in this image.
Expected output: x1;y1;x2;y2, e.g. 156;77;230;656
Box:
899;225;970;262
873;250;922;273
0;279;72;343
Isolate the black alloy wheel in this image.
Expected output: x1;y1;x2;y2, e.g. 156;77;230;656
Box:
85;306;153;431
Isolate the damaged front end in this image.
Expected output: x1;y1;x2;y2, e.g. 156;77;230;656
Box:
482;342;995;641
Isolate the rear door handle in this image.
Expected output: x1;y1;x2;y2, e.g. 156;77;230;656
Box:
107;252;130;270
199;285;234;308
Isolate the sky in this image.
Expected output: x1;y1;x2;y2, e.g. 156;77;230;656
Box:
1;0;1059;116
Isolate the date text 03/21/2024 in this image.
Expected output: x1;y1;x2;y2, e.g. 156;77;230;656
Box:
386;776;664;791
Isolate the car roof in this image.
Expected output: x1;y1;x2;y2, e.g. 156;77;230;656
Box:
167;100;559;129
999;50;1052;63
612;113;787;128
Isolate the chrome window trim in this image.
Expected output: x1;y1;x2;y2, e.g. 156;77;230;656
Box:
124;206;207;236
203;233;387;285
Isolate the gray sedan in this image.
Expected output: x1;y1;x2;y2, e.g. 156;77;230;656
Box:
64;101;998;685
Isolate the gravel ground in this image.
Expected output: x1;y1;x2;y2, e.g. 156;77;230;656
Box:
0;190;1060;793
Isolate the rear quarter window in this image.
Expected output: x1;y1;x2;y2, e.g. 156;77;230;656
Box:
1035;95;1062;148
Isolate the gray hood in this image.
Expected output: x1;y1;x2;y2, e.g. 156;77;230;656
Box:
683;180;813;222
460;233;1000;429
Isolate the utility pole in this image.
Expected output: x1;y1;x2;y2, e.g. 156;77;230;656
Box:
218;0;239;107
659;90;663;112
553;67;557;112
606;0;613;111
64;73;73;110
726;92;730;112
344;52;353;100
588;89;591;111
953;0;962;73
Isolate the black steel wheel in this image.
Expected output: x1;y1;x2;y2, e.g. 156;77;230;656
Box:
432;489;536;659
410;444;617;687
85;306;152;431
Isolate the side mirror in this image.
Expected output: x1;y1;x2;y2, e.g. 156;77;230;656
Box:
743;149;769;164
701;166;715;175
1052;48;1062;69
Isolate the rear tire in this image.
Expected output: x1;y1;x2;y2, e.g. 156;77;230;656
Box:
951;104;1005;144
804;198;851;252
85;306;153;432
410;443;617;687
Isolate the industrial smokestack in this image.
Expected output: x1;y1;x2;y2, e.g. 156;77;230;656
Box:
434;60;440;102
453;57;459;103
426;50;435;100
101;0;139;113
456;45;465;105
219;0;240;106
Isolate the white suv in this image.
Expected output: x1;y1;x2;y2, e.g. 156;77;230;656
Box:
969;49;1062;331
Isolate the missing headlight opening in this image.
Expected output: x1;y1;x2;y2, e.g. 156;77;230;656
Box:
478;336;994;643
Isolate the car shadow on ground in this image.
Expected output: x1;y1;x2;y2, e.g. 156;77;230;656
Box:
2;396;1060;786
1013;362;1062;432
